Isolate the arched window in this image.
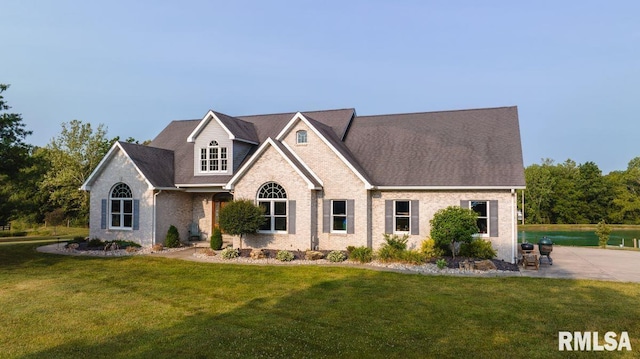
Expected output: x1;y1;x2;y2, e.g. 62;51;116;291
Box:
296;130;308;144
257;182;287;232
200;140;228;172
110;183;133;229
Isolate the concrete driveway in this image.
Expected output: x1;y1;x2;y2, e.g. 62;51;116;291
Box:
519;245;640;283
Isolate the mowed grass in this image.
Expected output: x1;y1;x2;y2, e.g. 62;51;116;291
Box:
1;244;639;358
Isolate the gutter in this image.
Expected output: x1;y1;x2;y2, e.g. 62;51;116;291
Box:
153;190;163;245
511;188;517;264
373;185;527;191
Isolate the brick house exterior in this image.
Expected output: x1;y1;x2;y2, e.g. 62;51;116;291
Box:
81;106;525;263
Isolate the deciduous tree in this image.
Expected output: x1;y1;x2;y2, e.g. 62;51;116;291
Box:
40;120;111;224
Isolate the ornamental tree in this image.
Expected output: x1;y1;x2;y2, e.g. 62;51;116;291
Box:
429;206;479;258
218;199;265;247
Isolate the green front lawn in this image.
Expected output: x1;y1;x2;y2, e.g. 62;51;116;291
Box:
1;243;638;358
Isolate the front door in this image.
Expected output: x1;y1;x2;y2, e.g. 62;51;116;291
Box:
212;192;233;233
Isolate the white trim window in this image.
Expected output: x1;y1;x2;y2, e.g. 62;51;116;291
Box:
110;183;133;229
257;182;287;232
200;140;228;173
470;200;489;236
394;200;410;233
331;200;347;232
296;130;308;144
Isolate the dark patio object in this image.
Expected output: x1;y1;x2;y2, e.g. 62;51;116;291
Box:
538;237;553;265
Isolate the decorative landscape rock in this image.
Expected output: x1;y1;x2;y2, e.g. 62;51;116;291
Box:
250;249;267;259
151;244;164;252
474;259;497;271
305;250;325;260
459;259;474;271
126;246;138;253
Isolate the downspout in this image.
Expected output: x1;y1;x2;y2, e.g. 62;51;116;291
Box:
511;188;516;264
153;190;163;245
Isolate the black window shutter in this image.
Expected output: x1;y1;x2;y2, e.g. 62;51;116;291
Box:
133;199;140;231
347;199;355;234
410;200;419;235
322;200;330;233
101;199;107;229
384;200;393;234
490;200;499;237
288;200;296;234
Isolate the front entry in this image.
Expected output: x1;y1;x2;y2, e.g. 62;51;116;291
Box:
212;192;233;233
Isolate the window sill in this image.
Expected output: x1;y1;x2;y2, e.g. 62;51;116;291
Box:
257;230;288;235
108;227;133;231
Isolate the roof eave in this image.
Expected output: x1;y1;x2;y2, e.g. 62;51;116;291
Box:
373;185;526;191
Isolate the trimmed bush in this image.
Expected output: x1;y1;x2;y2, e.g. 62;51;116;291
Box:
459;239;497;259
88;238;104;248
349;246;373;263
210;227;223;250
276;250;295;262
165;225;181;248
327;250;346;262
436;258;447;269
221;247;239;259
420;238;444;260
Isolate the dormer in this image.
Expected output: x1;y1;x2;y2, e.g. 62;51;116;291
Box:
188;110;259;176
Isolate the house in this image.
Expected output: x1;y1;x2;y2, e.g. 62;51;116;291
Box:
81;106;525;263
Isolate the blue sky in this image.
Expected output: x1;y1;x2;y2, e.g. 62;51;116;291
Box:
2;1;638;173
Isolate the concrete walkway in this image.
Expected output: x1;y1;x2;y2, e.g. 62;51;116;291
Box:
37;243;640;283
519;246;640;282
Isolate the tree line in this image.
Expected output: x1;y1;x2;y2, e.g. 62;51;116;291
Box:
523;158;640;224
0;84;144;228
2;83;639;227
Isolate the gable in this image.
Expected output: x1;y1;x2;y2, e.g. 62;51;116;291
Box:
81;142;155;191
187;110;258;144
226;138;321;190
276;113;373;189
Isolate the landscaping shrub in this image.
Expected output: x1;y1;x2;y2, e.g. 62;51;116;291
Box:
327;250;346;262
383;233;408;250
346;246;356;255
72;236;86;242
210;227;223;250
420;238;444;259
377;234;424;264
276;250;294;262
221;247;239;259
88;238;104;247
165;225;181;248
400;250;426;265
349;246;372;263
430;206;479;258
113;240;141;249
436;258;447;269
376;244;401;262
459;239;497;259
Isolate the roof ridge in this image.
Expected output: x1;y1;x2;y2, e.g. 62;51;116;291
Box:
355;106;517;118
237;108;355;119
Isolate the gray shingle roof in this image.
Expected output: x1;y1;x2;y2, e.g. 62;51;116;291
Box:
146;106;525;188
344;106;525;187
119;141;175;188
213;111;259;144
